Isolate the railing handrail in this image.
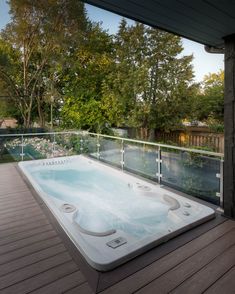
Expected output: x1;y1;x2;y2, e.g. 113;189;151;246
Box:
0;130;224;158
85;132;224;158
0;131;76;137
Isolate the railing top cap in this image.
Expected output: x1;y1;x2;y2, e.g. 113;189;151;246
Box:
87;132;224;158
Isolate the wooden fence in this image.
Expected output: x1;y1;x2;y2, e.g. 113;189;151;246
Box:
155;131;224;153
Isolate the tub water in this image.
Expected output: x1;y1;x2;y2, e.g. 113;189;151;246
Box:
19;155;215;271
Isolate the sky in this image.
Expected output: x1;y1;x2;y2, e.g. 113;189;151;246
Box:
0;1;224;82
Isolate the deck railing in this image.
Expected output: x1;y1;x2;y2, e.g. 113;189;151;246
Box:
0;131;224;206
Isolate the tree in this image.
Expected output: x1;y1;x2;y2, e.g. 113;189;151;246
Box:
61;23;114;132
0;38;22;121
102;20;195;139
191;70;224;125
0;0;88;127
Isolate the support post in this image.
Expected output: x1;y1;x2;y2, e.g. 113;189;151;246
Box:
21;135;24;161
97;134;100;160
121;139;124;171
157;146;161;184
224;34;235;218
52;133;56;157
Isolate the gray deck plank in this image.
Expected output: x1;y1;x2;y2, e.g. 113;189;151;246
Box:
0;194;35;205
64;283;94;294
0;199;37;212
135;229;235;293
0;216;49;238
0;236;62;265
204;266;235;294
0;230;58;255
0;213;45;231
0;223;53;246
0;202;39;216
0;244;66;277
0;190;33;201
171;245;235;294
0;185;28;196
100;220;235;294
0;196;35;207
30;271;86;294
0;261;78;294
0;205;42;224
0;208;43;226
0;252;72;290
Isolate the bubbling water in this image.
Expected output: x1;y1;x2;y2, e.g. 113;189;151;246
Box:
31;164;169;238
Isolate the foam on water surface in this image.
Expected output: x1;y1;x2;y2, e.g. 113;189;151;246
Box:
31;165;169;237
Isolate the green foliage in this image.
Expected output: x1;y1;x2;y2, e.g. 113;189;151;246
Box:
182;152;205;168
60;20;196;135
207;119;224;133
190;70;224;124
0;2;223;135
0;0;89;127
101;20;195;136
60;24;114;132
0;98;20;119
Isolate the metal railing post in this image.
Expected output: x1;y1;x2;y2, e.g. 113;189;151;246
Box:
216;156;224;207
121;139;124;171
21;135;24;161
97;134;100;160
220;157;224;207
157;146;162;184
52;133;56;157
80;134;84;154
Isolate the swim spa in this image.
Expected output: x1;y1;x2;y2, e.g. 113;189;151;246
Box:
19;155;215;271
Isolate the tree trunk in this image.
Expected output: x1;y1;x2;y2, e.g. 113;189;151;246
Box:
37;96;45;128
148;128;156;141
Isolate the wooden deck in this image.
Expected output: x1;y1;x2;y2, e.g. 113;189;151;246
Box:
0;163;234;294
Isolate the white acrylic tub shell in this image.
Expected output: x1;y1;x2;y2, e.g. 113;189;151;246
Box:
19;155;215;271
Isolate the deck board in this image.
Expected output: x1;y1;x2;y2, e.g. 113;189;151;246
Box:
0;217;50;238
0;163;234;294
204;266;235;294
0;252;72;290
64;283;94;294
1;261;79;294
100;220;235;294
0;223;53;246
30;271;87;294
0;244;66;277
135;229;235;293
171;245;235;293
0;163;93;294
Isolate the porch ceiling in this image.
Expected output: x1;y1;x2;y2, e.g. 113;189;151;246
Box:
85;0;235;49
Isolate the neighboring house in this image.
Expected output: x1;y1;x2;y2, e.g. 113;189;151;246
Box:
0;118;18;129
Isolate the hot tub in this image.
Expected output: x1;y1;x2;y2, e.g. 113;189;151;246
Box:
19;155;215;271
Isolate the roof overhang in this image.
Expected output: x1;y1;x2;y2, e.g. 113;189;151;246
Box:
85;0;235;49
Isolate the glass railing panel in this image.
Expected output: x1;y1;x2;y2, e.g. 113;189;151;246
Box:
83;134;99;159
161;147;221;205
53;133;80;157
22;134;54;160
124;142;159;181
0;131;224;206
99;137;122;168
0;135;22;163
